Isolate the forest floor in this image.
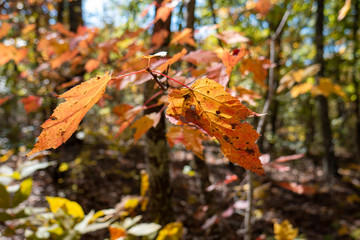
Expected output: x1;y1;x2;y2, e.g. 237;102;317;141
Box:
2;142;360;240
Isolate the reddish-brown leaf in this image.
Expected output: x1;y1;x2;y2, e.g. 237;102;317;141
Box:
276;182;317;195
182;50;220;66
27;72;112;156
255;0;272;16
21;95;43;113
167;78;264;175
240;58;270;88
166;126;210;159
222;48;248;77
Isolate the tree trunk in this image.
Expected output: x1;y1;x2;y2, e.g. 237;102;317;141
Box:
315;0;338;177
144;0;173;225
69;0;83;32
352;0;360;161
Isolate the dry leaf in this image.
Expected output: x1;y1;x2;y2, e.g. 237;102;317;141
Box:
130;115;154;143
27;72;112;156
167;78;264;175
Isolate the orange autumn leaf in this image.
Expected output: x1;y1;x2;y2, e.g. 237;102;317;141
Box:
240;58;270;88
22;24;36;35
51;23;75;37
255;0;272;16
166;126;210;159
0;22;11;38
130;115;154;143
166;78;264;175
114;105;146;137
21;95;43;113
170;28;196;46
222;48;248;77
109;226;126;240
157;48;187;73
27;72;112;156
155;6;173;22
85;59;100;72
50;50;79;69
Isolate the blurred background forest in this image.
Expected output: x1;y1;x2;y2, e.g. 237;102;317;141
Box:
1;0;360;239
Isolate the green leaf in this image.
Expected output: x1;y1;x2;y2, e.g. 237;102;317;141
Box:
0;212;12;221
12;178;33;207
0;183;11;209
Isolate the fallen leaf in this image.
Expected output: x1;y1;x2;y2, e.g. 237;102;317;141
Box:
167;78;264;175
27;72;112;156
109;226;126;240
274;220;298;240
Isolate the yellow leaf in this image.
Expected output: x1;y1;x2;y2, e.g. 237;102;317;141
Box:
0;149;15;162
58;163;69;172
124;198;139;210
290;82;313;97
27;72;112;156
167;78;264;175
274;220;298;240
156;222;183;240
46;196;84;219
140;170;149;197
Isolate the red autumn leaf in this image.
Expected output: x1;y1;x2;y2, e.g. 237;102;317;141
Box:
222;48;248;77
276;182;317;195
167;78;264;175
85;59;100;72
0;22;11;38
27;72;112;156
0;96;11;106
182;50;220;66
21;95;43;113
216;30;249;45
166;125;210;159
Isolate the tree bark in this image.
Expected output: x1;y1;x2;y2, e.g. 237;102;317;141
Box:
144;0;173;225
352;0;360;161
315;0;338;177
69;0;83;32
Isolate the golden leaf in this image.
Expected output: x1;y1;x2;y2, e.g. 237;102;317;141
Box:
27;72;112;156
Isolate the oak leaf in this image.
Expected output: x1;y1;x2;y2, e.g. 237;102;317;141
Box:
27;72;112;156
166;78;264;175
166;126;210;159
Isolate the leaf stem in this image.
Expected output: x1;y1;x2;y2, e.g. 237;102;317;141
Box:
144;90;164;106
111;69;147;81
151;70;191;89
